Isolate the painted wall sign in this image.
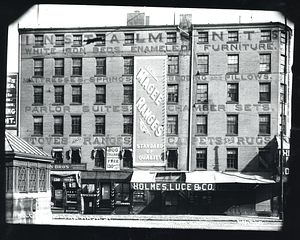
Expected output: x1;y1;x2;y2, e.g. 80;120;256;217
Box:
131;182;216;191
133;56;167;166
200;42;274;52
194;73;273;81
6;74;18;128
50;164;86;170
106;146;121;171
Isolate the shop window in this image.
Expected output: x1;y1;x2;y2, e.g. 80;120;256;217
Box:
196;115;207;135
54;86;64;104
198;32;208;43
72;58;82;76
55;34;64;46
227;83;238;102
196;148;207;169
34;59;44;76
168;55;179;74
123;85;133;104
66;148;81;164
123;115;133;134
96;57;106;75
259;83;271;102
167;84;178;103
259;114;270;135
133;190;145;202
122;149;133;168
167;32;177;43
95;116;105;134
34;86;43;104
54;116;63;135
29;168;37;192
71;115;81;135
54;58;64;76
228;31;238;42
165;192;178;206
91;149;105;168
115;183;130;202
18;167;27;192
227;54;239;73
39;168;46;192
260;54;271;72
197;55;209;74
52;148;63;164
227;148;238;170
33;116;43;135
124;57;134;75
261;30;271;41
167;115;178;135
227;115;238;135
82;183;95;193
167;149;178;169
196;84;208;103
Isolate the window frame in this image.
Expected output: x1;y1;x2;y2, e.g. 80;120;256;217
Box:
123;115;133;134
95;115;105;135
34;59;44;76
261;30;271;41
167;32;177;43
227;54;239;73
167;84;179;103
33;116;43;135
228;31;239;42
71;148;81;164
196;115;207;135
167;149;178;169
227;83;239;103
259;54;271;73
95;85;106;104
96;57;106;75
54;58;64;76
55;34;64;46
259;83;271;102
95;34;106;45
72;85;82;104
198;32;209;43
124;33;134;44
123;85;133;104
73;34;82;46
122;149;133;168
227;115;238;135
34;35;44;46
72;58;82;76
197;55;209;74
227;148;238;170
71;115;82;135
124;57;134;75
54;116;64;135
259;114;271;135
54;86;64;104
167;115;178;135
196;148;207;169
167;55;179;74
196;84;208;103
33;86;43;104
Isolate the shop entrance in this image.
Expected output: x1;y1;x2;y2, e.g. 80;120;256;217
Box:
100;183;111;209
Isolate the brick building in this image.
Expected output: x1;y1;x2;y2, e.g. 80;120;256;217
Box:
18;12;292;215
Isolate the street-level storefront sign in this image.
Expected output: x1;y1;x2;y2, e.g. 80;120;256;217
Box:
50;163;86;170
131;182;216;191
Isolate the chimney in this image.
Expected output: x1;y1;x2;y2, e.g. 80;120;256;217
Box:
127;11;150;26
179;14;192;29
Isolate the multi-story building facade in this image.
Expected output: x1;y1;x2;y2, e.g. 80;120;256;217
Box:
18;12;292;215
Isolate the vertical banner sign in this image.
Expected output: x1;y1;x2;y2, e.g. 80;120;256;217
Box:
6;74;18;129
134;56;167;166
106;146;121;171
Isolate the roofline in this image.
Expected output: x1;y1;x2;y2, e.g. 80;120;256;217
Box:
6;151;54;162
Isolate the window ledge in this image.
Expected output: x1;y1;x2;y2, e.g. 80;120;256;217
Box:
70;103;82;105
93;134;105;136
31;134;43;137
94;74;106;77
225;168;238;172
32;103;43;106
32;76;44;78
195;134;208;136
53;75;65;78
53;45;64;48
197;42;209;44
165;42;177;45
167;102;179;105
226;101;239;104
52;103;64;106
195;168;207;171
258;71;271;74
225;134;238;136
70;75;82;78
94;44;106;46
69;134;82;137
258;134;271;136
258;101;271;104
94;103;106;105
52;134;64;137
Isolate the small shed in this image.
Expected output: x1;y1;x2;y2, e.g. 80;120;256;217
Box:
5;131;54;224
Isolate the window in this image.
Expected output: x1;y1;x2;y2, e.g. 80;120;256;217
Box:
197;55;209;74
54;116;63;135
125;33;134;44
123;115;133;134
198;32;208;43
259;114;270;134
115;183;130;202
227;83;238;102
54;58;64;76
34;86;43;104
259;83;271;102
167;149;178;168
70;148;81;164
72;58;82;75
82;183;96;193
123;85;133;104
280;84;286;103
227;115;238;135
167;115;178;134
73;34;82;46
72;86;82;104
228;31;238;42
96;85;106;103
96;57;106;75
196;115;207;135
34;59;43;76
124;57;134;75
260;54;271;72
95;115;105;134
34;116;43;135
227;148;238;169
261;30;271;41
71;116;81;135
167;32;177;43
54;86;64;104
28;168;37;192
196;84;208;103
39;168;46;191
167;84;178;103
95;34;105;45
122;149;133;168
280;55;286;74
17;167;27;192
168;56;179;74
55;35;64;46
92;149;105;168
196;149;207;169
52;149;63;164
228;55;239;73
35;35;43;46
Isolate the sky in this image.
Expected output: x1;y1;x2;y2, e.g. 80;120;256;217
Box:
7;4;294;73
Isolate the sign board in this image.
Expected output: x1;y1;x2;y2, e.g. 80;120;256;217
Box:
106;146;121;171
50;164;86;170
6;74;18;128
133;56;167;166
131;182;216;191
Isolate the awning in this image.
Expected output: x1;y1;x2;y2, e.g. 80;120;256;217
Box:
186;171;275;184
275;136;290;150
51;170;81;187
131;171;156;183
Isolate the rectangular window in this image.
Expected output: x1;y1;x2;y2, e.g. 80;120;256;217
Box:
196;149;207;169
71;148;81;164
125;33;134;44
168;56;179;74
259;83;271;102
167;84;178;103
123;149;133;168
71;116;81;135
280;55;286;74
34;59;43;76
54;86;64;104
52;149;63;164
34;116;43;135
196;84;208;103
73;34;82;46
227;83;238;102
96;57;106;75
95;115;105;134
167;149;178;168
196;115;207;135
72;58;82;75
82;183;96;193
260;54;271;72
259;114;270;134
124;57;134;75
35;35;43;46
93;149;105;168
228;55;239;73
123;85;133;104
96;34;105;45
167;32;177;43
54;58;64;76
54;116;63;135
39;168;46;191
227;148;238;169
28;168;37;192
34;86;43;104
55;35;64;46
167;115;178;134
96;85;106;103
228;31;238;42
197;55;209;74
17;167;27;192
123;115;133;134
115;183;130;202
198;32;208;43
227;115;238;135
261;30;271;41
72;86;82;104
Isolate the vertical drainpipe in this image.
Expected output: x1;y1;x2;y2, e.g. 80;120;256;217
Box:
187;25;194;172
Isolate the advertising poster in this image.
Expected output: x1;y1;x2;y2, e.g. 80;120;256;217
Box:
106;146;121;171
6;74;18;129
134;56;167;166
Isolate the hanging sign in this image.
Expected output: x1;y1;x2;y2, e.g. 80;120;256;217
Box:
106;146;121;171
